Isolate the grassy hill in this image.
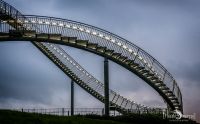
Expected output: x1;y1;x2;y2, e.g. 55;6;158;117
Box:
0;110;198;124
0;110;128;124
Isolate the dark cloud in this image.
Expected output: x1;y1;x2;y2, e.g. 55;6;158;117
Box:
175;62;200;84
1;0;200;122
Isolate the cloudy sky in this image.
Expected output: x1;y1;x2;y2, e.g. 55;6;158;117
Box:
0;0;200;122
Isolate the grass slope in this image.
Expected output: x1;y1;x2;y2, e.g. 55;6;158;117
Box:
0;110;198;124
0;110;127;124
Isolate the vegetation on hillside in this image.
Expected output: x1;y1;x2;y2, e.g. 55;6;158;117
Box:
0;110;198;124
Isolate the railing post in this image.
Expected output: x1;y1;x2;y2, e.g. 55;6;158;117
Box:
62;108;64;116
71;80;74;116
104;58;109;116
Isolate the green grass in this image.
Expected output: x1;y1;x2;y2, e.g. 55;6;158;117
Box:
0;110;198;124
0;110;128;124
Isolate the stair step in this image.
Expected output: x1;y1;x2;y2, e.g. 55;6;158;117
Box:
36;33;48;39
147;72;154;76
169;96;178;101
158;85;168;90
124;59;133;65
96;46;106;53
61;36;69;42
87;43;98;49
130;63;139;68
112;53;121;58
118;56;127;62
23;30;36;38
76;40;88;47
138;66;145;70
68;37;77;44
105;49;114;56
49;34;61;40
154;82;164;86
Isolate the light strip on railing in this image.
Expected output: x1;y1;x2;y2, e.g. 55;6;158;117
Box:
24;19;152;69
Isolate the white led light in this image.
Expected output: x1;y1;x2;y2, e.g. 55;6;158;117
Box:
92;31;97;35
148;64;151;68
31;20;36;23
45;21;50;24
105;36;110;40
27;27;31;30
117;42;122;46
86;29;90;33
57;50;60;53
63;55;66;58
38;21;42;24
59;23;64;26
138;56;143;60
99;34;103;37
17;20;22;23
133;52;137;56
9;20;14;23
53;47;57;50
67;58;69;60
52;22;57;25
24;20;28;23
143;60;147;64
60;52;63;55
128;49;133;53
66;24;70;28
79;28;84;31
83;71;85;73
123;45;127;49
73;63;76;65
72;26;77;29
111;39;115;43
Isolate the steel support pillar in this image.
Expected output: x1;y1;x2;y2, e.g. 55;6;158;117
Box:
71;80;74;116
104;58;109;116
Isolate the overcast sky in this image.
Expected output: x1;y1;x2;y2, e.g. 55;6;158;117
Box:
0;0;200;122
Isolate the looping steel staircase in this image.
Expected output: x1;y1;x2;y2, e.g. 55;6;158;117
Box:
0;0;182;114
